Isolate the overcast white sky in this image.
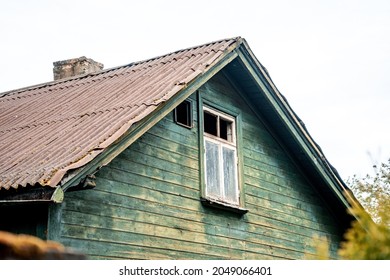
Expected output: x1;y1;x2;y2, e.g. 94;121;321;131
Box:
1;0;389;180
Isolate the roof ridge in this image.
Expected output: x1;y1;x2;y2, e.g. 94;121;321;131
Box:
118;36;242;67
0;37;242;98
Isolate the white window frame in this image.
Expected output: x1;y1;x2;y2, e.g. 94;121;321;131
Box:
203;106;239;206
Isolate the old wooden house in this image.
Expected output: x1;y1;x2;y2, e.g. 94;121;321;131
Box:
0;37;357;259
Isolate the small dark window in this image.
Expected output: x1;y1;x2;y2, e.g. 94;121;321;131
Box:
174;100;193;128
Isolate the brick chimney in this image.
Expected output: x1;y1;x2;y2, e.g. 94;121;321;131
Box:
53;56;104;80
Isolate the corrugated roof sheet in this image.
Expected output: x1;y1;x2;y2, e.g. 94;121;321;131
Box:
0;38;240;191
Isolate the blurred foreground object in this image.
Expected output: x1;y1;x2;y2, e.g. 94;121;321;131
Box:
0;231;86;259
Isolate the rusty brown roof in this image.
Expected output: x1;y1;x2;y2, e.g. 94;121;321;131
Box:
0;38;241;191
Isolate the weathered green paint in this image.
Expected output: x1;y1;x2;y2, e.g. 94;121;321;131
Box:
51;71;344;259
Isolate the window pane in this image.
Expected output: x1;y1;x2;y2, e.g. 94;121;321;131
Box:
205;140;220;199
175;101;192;127
222;146;238;204
219;118;233;142
204;111;218;136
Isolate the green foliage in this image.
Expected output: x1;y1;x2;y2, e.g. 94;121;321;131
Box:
337;193;390;259
347;159;390;225
308;159;390;260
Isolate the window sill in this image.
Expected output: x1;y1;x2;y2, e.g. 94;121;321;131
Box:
200;197;248;215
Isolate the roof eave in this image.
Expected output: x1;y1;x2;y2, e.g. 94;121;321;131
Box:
235;40;357;217
0;186;64;204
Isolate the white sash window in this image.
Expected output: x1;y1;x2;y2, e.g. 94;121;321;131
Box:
203;107;239;205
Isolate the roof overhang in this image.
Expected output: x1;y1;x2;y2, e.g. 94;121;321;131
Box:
222;40;359;225
0;186;64;204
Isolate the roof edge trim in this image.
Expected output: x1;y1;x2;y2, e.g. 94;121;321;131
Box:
236;41;354;211
0;185;63;203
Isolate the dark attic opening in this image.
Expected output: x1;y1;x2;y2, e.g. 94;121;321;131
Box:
174;100;193;128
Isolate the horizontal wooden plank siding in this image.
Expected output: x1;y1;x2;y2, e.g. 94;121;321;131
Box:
58;73;342;259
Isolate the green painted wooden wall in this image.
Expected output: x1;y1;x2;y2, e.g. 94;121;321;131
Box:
55;72;343;259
